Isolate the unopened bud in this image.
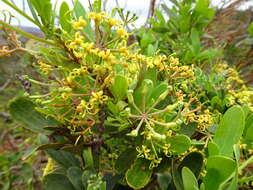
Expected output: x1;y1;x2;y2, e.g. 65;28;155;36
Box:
127;90;134;103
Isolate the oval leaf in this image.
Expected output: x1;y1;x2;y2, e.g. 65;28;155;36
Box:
182;167;199;190
214;106;245;157
126;158;152;189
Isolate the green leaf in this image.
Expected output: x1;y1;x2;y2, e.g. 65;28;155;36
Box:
43;173;76;190
200;183;205;190
103;174;123;190
30;0;52;26
9;97;58;134
227;145;240;190
140;32;156;48
194;0;214;20
110;75;128;101
47;150;81;169
147;82;169;108
133;79;153;109
27;0;41;25
207;141;219;156
191;28;201;53
172;160;183;190
83;147;94;168
247;22;253;36
244;113;253;141
60;1;72;32
204;155;236;190
182;167;199;190
67;167;84;190
126;158;153;189
152;27;170;33
213;106;245;157
157;172;171;190
178;152;203;178
167;135;191;155
115;148;137;173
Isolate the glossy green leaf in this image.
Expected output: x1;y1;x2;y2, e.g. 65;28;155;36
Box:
9;97;58;134
67;167;84;190
182;167;199;190
204;155;236;190
207;141;219;156
60;1;72;32
110;75;128;101
214;106;245;157
167;135;191;155
43;173;76;190
126;158;153;189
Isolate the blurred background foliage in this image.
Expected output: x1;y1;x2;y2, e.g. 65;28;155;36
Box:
1;0;253;189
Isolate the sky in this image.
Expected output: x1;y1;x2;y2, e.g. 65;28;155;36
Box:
0;0;252;27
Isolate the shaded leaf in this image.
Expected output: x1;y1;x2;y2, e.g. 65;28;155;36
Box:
9;97;58;134
67;167;84;190
178;152;203;178
43;173;76;190
115;148;137;173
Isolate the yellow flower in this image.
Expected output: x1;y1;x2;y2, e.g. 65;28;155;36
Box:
136;145;151;159
38;61;53;74
107;18;119;27
43;158;55;177
87;12;106;22
72;16;87;30
116;27;128;39
91;90;108;104
97;49;115;60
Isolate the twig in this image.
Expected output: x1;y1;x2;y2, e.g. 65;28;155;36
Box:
0;79;10;91
144;0;157;27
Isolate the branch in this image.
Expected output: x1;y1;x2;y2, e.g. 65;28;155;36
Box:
0;21;57;46
0;79;10;91
145;0;157;27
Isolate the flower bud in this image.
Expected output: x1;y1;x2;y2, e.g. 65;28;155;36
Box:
127;90;134;103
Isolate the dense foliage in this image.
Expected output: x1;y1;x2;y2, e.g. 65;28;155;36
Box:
1;0;253;190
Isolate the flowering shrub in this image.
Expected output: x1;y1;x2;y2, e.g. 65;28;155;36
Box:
1;0;253;189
